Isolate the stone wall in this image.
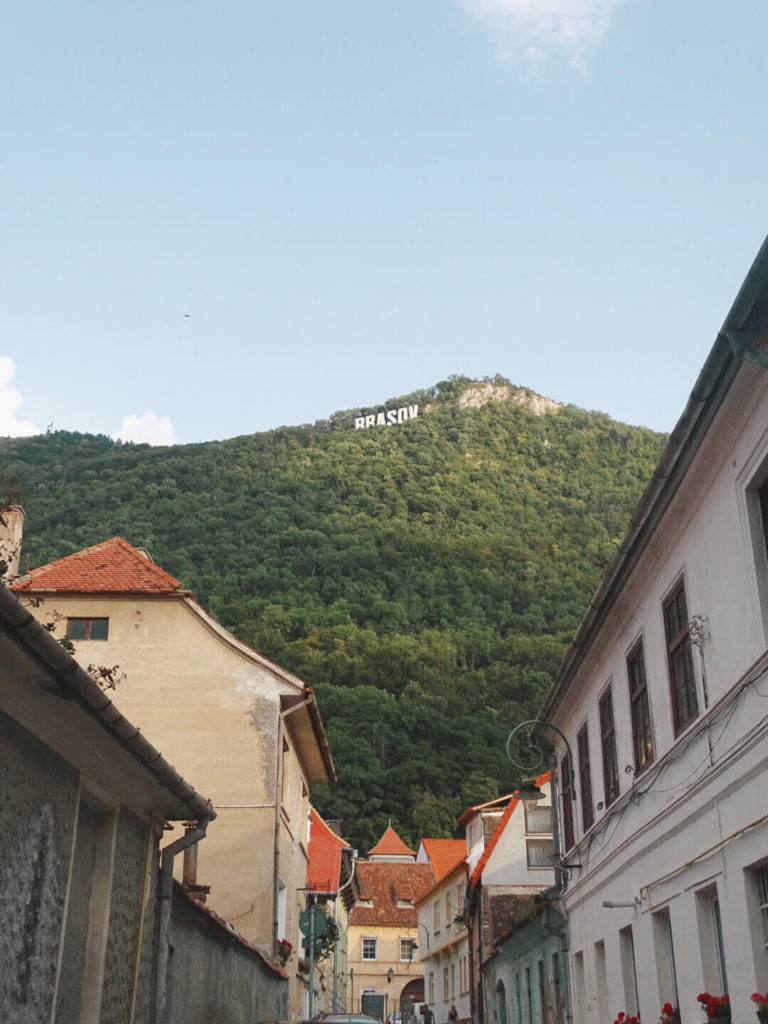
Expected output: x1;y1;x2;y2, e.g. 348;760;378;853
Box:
0;712;79;1024
164;886;288;1024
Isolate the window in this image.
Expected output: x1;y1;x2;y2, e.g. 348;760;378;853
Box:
451;962;456;1000
434;900;441;933
577;725;594;831
443;966;449;1002
561;752;575;851
758;865;768;946
527;837;554;868
524;804;552;834
362;937;378;961
759;478;768;560
400;937;415;962
627;641;654;773
664;581;699;734
65;617;109;640
599;687;620;807
552;952;563;1024
429;972;435;1004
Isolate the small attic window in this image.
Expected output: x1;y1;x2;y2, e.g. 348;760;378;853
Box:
66;617;109;641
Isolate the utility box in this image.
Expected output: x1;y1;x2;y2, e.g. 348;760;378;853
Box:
362;993;385;1021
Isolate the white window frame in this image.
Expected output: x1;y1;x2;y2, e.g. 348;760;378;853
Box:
362;936;378;961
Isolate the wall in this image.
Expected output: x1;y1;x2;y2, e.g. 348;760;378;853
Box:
0;712;79;1024
163;886;288;1024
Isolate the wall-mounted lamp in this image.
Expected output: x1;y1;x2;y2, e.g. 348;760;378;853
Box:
387;968;394;984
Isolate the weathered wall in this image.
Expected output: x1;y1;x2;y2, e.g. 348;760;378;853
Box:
101;808;156;1024
163;887;288;1024
0;711;78;1024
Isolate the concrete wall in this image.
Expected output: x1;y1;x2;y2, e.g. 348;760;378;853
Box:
164;887;288;1024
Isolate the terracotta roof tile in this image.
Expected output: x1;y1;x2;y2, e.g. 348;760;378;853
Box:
420;839;466;884
307;807;349;895
350;862;434;926
11;537;185;595
368;825;417;859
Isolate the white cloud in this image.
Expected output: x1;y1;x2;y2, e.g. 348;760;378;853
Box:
0;358;40;437
112;410;179;446
456;0;623;71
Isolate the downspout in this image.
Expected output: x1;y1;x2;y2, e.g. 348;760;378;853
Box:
153;813;214;1024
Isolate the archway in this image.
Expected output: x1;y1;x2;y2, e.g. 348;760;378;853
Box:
496;980;507;1024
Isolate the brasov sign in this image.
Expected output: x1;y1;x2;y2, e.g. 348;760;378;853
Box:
354;405;418;429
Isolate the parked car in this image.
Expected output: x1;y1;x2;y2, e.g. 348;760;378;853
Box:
321;1015;382;1024
387;1012;419;1024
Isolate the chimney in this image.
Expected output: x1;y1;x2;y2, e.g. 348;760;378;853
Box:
0;505;25;581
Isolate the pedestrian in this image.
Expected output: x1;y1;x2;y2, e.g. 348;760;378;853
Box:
448;1005;458;1024
422;1005;435;1024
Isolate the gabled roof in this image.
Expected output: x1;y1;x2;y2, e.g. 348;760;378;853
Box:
420;839;466;885
11;537;186;595
469;772;549;888
456;793;513;828
350;861;434;926
307;807;349;895
367;825;416;859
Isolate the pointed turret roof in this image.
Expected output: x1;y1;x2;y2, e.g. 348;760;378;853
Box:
11;537;186;595
367;824;417;860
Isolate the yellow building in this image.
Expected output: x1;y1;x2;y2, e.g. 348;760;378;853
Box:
11;532;335;1014
347;826;434;1020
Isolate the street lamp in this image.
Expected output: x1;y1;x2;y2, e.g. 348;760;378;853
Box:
506;719;577;893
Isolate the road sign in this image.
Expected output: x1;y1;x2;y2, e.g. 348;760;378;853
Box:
299;907;327;938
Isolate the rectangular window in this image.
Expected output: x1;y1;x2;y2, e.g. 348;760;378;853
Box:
451;962;456;1000
561;752;575;851
538;961;546;1024
627;640;654;773
65;617;109;640
362;937;378;961
434;900;441;933
429;973;435;1004
759;478;768;561
552;952;563;1024
759;865;768;946
577;725;594;831
619;925;639;1016
652;908;679;1012
524;804;552;834
599;687;620;807
400;937;415;962
443;966;449;1002
527;837;554;868
664;581;699;734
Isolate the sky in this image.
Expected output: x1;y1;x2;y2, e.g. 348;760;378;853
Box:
2;1;768;445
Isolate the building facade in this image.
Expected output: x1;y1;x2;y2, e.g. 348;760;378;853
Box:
538;237;768;1024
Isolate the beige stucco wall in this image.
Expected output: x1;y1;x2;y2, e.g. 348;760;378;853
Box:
347;922;424;1017
24;591;311;989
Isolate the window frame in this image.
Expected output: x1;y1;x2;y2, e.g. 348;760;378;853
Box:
627;638;654;773
599;685;620;808
399;937;415;962
65;616;109;641
577;724;594;832
663;579;699;735
361;936;378;961
560;751;575;851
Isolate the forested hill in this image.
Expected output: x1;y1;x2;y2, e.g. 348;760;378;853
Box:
0;376;666;850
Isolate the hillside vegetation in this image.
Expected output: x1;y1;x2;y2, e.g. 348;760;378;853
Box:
0;376;666;850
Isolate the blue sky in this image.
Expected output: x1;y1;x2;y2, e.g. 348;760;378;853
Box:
2;1;767;444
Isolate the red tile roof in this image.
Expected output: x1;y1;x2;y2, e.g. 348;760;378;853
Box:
350;862;434;926
367;825;417;859
469;772;550;888
420;839;466;884
307;807;349;895
11;537;186;595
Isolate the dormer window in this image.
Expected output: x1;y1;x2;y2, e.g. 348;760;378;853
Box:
65;617;109;640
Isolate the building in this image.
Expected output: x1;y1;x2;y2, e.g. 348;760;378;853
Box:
0;580;214;1023
415;840;468;1024
10;533;335;1015
305;807;354;1016
348;825;434;1020
537;236;768;1024
459;779;559;1024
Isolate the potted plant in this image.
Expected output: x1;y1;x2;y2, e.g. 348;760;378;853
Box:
614;1012;639;1024
751;991;768;1024
276;938;293;966
697;994;730;1022
659;1002;680;1024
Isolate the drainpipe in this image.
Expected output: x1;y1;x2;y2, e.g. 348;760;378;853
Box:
153;813;213;1024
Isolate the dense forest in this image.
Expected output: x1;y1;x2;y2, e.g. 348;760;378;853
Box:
0;376;666;850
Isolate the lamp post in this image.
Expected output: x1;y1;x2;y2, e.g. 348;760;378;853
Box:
506;719;576;893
